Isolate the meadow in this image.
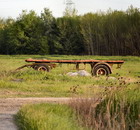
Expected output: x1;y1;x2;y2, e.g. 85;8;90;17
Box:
0;55;139;129
0;55;139;98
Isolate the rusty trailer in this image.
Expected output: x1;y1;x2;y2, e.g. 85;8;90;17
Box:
16;58;124;76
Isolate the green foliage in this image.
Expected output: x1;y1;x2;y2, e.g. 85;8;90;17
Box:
0;9;60;55
40;8;61;54
80;7;140;56
57;16;84;54
16;103;85;130
0;6;140;55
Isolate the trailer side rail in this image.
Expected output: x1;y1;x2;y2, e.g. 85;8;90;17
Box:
25;59;124;64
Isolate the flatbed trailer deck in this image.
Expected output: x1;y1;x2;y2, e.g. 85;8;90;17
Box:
25;59;124;64
17;58;124;76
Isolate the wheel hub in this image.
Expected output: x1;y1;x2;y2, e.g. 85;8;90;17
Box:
96;68;106;76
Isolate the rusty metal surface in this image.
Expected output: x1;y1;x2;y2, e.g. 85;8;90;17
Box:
15;63;57;71
15;64;33;71
25;58;124;64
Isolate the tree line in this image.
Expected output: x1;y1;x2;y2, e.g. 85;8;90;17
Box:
0;6;140;56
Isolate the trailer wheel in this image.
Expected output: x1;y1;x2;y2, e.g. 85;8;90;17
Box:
33;64;50;72
92;64;111;76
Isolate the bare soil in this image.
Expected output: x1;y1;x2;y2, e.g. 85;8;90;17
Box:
0;97;71;130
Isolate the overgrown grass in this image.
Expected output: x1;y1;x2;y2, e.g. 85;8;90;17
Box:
15;103;86;130
0;55;139;97
69;79;140;130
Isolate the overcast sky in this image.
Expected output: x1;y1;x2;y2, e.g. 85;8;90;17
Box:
0;0;140;19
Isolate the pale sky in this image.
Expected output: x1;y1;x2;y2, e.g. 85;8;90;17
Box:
0;0;140;19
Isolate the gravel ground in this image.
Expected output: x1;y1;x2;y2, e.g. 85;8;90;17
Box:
0;98;71;130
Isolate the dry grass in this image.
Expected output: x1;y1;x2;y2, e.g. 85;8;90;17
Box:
69;78;140;130
69;98;140;130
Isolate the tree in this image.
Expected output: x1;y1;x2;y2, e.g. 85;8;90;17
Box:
125;6;140;55
0;18;15;54
80;13;99;55
41;8;62;54
5;10;49;54
57;16;84;55
0;6;140;56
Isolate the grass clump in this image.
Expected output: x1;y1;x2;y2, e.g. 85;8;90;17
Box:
16;103;85;130
69;83;140;130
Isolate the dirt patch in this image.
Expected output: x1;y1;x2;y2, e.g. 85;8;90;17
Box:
0;97;71;130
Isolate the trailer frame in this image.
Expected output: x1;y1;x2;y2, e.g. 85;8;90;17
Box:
16;58;124;76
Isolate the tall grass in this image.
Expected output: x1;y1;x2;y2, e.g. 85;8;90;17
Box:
69;78;140;130
16;103;86;130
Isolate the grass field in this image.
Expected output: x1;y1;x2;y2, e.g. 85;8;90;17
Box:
0;55;139;97
0;55;138;129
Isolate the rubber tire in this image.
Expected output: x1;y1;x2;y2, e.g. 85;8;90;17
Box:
33;64;50;72
92;64;111;76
